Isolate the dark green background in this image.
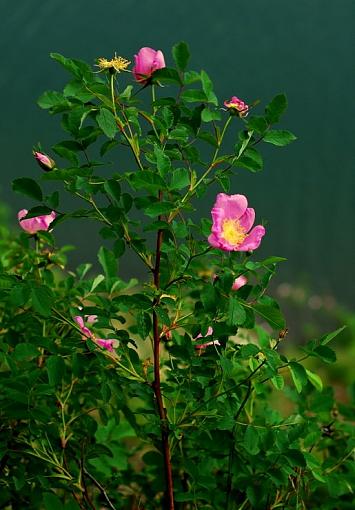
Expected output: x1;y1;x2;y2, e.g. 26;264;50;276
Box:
1;0;354;305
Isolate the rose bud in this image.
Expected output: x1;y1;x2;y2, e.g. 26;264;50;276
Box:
133;47;166;84
33;151;56;172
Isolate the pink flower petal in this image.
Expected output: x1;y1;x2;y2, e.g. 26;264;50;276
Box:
213;193;248;220
238;208;255;232
133;47;165;83
236;225;266;251
18;209;56;234
232;275;248;290
96;339;115;352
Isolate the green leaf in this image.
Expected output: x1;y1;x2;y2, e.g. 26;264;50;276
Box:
43;492;63;510
313;345;337;363
263;129;296;146
130;170;165;192
136;311;152;340
96;108;117;139
200;70;218;105
236;147;263;172
144;202;176;218
244;426;260;455
64;80;95;102
306;369;323;391
201;108;221;122
172;41;190;71
52;143;79;165
154;146;171;176
90;274;105;292
247;115;268;133
98;247;117;279
13;343;39;361
12;178;43;201
152;67;182;85
289;362;308;393
37;91;70;110
104;179;121;204
180;90;208;103
31;285;54;317
253;300;285;330
46;356;65;387
200;285;217;312
9;284;31;306
319;326;346;345
271;374;285;390
170;168;190;190
265;93;288;124
228;297;247;326
50;53;92;81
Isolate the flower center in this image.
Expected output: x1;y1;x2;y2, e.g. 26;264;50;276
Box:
221;218;246;246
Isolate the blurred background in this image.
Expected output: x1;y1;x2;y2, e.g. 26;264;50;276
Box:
0;0;354;321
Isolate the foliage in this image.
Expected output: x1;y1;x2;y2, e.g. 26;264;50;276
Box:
0;42;354;510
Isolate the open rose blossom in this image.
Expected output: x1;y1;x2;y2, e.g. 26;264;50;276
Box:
133;47;165;84
18;209;56;234
194;327;220;350
208;193;265;252
224;96;249;117
232;275;248;291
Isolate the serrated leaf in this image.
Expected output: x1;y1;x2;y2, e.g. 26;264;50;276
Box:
180;90;208;103
172;41;190;71
50;53;92;81
228;297;247;326
263;129;296;146
31;285;53;317
152;67;182;85
200;70;218;105
12;178;43;201
247;115;268;133
170;168;190;190
201;108;221;122
265;93;288;124
104;179;121;204
98;246;117;279
96;108;117;139
37;91;70;109
313;345;337;363
144;202;176;218
253;301;285;330
244;426;260;455
236;147;263;172
46;356;65;387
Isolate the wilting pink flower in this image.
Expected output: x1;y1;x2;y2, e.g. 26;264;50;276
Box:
133;47;166;84
208;193;265;252
33;151;56;171
74;315;115;352
194;327;220;349
18;209;56;234
224;96;249;117
96;339;115;352
232;275;248;291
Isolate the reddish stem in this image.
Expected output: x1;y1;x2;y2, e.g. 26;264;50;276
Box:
152;194;175;509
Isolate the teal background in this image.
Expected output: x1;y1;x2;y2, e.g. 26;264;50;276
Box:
0;0;354;305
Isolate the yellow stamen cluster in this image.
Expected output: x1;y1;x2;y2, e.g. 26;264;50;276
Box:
221;218;246;247
96;55;131;73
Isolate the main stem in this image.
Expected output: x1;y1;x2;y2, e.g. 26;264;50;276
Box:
152;192;175;510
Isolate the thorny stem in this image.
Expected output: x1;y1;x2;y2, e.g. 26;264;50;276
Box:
152;190;175;509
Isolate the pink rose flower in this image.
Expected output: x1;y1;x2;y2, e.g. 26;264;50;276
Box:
18;209;56;234
232;275;248;291
133;47;166;84
33;151;56;171
194;327;220;349
224;96;249;117
208;193;265;252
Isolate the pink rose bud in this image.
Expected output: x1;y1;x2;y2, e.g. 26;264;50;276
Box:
73;316;94;339
232;275;248;291
194;327;220;350
208;193;265;252
133;47;166;84
18;209;56;235
224;96;249;117
33;151;56;171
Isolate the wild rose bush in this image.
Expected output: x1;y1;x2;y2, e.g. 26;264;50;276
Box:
0;42;354;510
